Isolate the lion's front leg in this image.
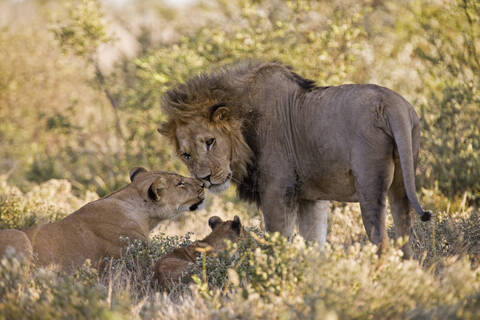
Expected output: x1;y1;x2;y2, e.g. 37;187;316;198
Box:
259;174;298;239
298;200;329;247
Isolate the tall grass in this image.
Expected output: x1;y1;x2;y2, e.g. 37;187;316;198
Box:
0;177;479;319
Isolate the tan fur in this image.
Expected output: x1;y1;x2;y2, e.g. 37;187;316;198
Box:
0;229;33;261
153;215;245;290
0;168;205;271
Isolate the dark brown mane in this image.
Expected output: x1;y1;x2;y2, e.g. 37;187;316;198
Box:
161;60;263;121
161;60;318;122
160;60;318;204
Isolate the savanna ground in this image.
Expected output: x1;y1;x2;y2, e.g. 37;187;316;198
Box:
0;0;479;319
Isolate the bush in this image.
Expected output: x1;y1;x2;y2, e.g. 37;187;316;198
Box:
404;0;480;201
0;253;128;320
0;176;97;230
1;0;480;318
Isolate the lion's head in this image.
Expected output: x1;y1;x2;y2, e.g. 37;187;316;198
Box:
157;62;261;193
127;167;206;218
158;108;242;193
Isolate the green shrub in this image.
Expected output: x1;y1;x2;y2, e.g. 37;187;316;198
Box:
404;0;480;201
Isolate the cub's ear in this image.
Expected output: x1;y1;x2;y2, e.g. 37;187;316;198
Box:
210;103;230;122
148;177;164;201
231;215;241;234
129;167;148;182
208;216;223;230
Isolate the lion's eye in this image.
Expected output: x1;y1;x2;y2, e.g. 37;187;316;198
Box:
177;181;185;187
206;138;215;150
181;152;192;160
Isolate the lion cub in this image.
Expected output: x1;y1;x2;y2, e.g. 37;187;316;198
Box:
0;167;205;271
153;215;245;289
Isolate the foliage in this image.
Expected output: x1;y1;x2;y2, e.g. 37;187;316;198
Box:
0;176;97;230
1;0;480;318
0;175;478;318
0;253;129;320
51;0;110;59
405;0;480;201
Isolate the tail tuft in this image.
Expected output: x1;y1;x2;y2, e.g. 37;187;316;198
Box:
421;210;432;222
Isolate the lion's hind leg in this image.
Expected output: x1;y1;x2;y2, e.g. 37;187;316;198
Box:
352;149;395;255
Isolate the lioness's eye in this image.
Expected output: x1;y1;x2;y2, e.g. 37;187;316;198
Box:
177;181;185;187
206;138;215;150
181;152;192;160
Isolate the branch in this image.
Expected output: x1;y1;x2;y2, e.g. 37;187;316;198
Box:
93;60;126;141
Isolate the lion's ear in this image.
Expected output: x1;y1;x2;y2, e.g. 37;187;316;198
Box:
208;216;223;230
157;122;174;137
129;167;148;182
210;104;230;123
148;177;164;201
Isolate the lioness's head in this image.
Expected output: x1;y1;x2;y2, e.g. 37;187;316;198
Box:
128;167;206;218
204;215;246;250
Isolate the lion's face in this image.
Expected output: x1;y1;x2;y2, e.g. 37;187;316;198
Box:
129;167;206;218
174;119;233;193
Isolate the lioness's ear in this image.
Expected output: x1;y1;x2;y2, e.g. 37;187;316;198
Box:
232;215;241;234
148;177;164;201
129;167;148;182
208;216;223;230
210;103;230;122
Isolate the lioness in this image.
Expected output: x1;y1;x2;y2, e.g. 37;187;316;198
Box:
0;167;205;271
153;215;245;289
158;60;432;258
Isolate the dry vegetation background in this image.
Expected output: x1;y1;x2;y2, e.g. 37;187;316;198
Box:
0;0;479;319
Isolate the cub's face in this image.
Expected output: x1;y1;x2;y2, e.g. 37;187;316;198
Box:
205;215;246;250
128;167;205;219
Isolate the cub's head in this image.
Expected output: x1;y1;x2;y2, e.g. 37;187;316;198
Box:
128;167;205;219
204;215;246;250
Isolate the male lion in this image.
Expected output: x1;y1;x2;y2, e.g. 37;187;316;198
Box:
158;60;432;258
153;215;245;290
0;167;205;271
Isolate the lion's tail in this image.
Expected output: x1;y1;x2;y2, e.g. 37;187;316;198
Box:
386;102;432;222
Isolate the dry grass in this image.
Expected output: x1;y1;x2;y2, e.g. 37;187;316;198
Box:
0;178;479;319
